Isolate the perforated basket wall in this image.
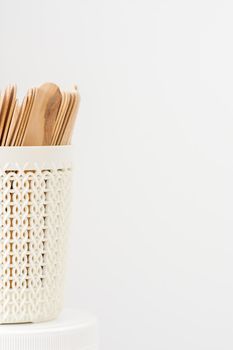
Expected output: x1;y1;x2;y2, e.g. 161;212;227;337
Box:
0;146;72;323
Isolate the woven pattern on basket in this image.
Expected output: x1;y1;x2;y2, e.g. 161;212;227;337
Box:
0;164;71;323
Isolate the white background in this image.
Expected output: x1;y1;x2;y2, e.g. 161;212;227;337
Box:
0;0;233;349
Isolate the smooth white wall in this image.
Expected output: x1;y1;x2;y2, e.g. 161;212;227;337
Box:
0;1;233;349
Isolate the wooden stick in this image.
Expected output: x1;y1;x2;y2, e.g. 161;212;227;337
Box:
60;91;80;145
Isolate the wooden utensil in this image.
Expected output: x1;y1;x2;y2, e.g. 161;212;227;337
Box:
60;91;80;145
22;83;62;146
9;88;34;146
55;92;73;145
1;85;17;146
0;86;15;145
0;87;10;144
9;92;29;146
5;102;20;146
18;88;36;146
51;92;68;145
57;92;74;145
0;83;80;146
51;91;77;146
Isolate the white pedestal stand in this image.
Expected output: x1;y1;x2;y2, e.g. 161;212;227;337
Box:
0;309;98;350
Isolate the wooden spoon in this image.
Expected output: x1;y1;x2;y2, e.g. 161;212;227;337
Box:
22;83;62;146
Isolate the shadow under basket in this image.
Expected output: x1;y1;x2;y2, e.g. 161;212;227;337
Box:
0;146;72;324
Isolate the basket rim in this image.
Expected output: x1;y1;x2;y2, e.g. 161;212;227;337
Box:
0;145;73;170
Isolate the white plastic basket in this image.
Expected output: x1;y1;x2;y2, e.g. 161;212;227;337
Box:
0;146;72;324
